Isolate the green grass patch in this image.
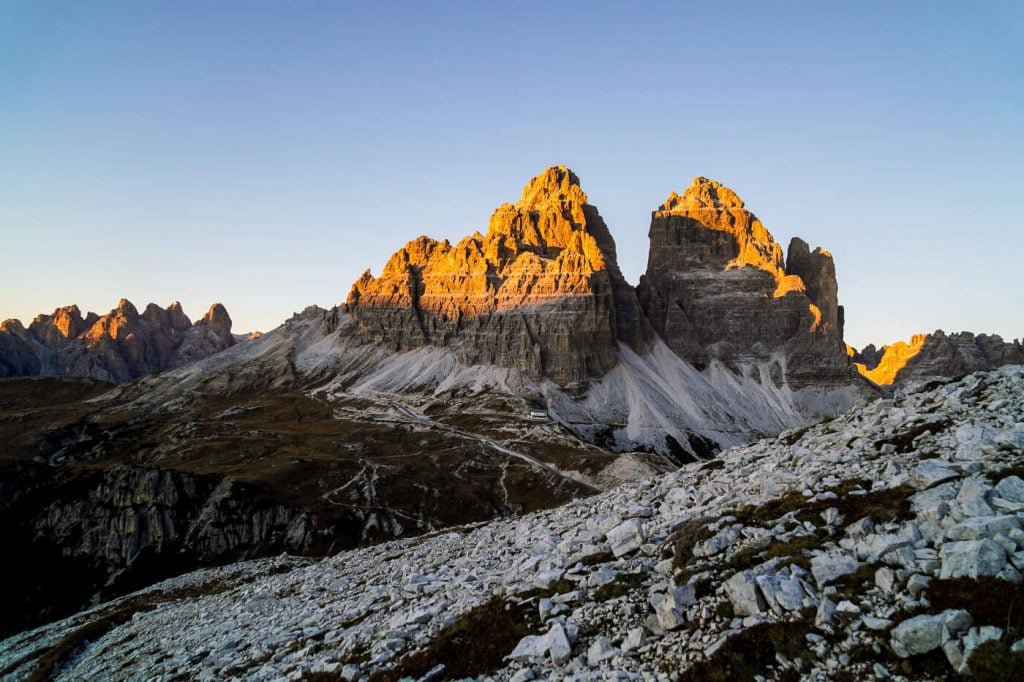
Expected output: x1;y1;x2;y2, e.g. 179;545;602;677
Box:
990;465;1024;485
721;534;820;575
781;426;812;446
921;577;1024;635
731;491;810;527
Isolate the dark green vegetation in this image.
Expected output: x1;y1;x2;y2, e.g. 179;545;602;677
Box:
668;517;718;575
874;419;953;454
990;464;1024;484
899;577;1024;678
676;621;812;682
729;480;914;529
722;534;820;576
0;376;596;638
380;597;539;681
593;571;646;602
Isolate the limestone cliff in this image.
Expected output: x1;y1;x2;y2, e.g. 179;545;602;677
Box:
347;166;650;385
0;300;236;383
854;331;1024;385
636;177;855;388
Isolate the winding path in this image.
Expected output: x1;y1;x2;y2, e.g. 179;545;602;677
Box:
382;398;596;490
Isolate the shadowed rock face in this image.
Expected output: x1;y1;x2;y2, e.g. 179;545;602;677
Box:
347;166;650;385
636;177;854;387
854;331;1024;385
786;237;843;337
0;300;236;383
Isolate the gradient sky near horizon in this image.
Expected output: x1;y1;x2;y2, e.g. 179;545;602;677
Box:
1;1;1021;349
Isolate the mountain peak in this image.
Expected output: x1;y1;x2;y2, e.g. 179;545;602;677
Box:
195;303;233;340
654;176;784;282
486;166;593;251
660;176;746;213
515;165;586;212
346;166;648;384
115;298;139;318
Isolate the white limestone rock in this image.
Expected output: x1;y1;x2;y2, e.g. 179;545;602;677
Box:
939;539;1008;579
606;519;645;558
811;549;860;586
724;571;767;616
890;609;972;658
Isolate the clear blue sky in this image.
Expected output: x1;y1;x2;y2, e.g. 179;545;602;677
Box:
1;1;1021;349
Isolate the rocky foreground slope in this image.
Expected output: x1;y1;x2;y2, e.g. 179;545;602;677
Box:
4;365;1022;681
0;299;236;382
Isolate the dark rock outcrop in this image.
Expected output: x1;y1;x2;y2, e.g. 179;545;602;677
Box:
636;177;855;388
786;237;843;337
852;343;885;370
347;166;650;385
0;300;236;383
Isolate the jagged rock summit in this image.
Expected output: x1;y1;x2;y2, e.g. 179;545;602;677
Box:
347;166;650;385
638;176;854;388
0;299;236;382
853;330;1024;386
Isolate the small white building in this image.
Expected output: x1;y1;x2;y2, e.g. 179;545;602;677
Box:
528;409;548;420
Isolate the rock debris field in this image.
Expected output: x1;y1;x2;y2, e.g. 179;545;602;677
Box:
3;365;1024;681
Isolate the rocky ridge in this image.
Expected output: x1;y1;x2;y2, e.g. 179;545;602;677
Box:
5;365;1023;680
854;331;1024;386
0;299;236;383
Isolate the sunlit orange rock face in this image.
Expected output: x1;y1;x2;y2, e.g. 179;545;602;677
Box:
637;177;853;387
0;300;236;382
857;334;927;385
854;331;1024;385
347;166;650;384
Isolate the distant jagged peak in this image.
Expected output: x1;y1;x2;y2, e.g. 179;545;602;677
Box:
345;166;647;383
198;303;233;337
349;165;617;310
0;318;26;334
514;164;588;213
855;334;929;385
853;330;1023;386
114;298;140;318
0;298;236;382
660;175;745;213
